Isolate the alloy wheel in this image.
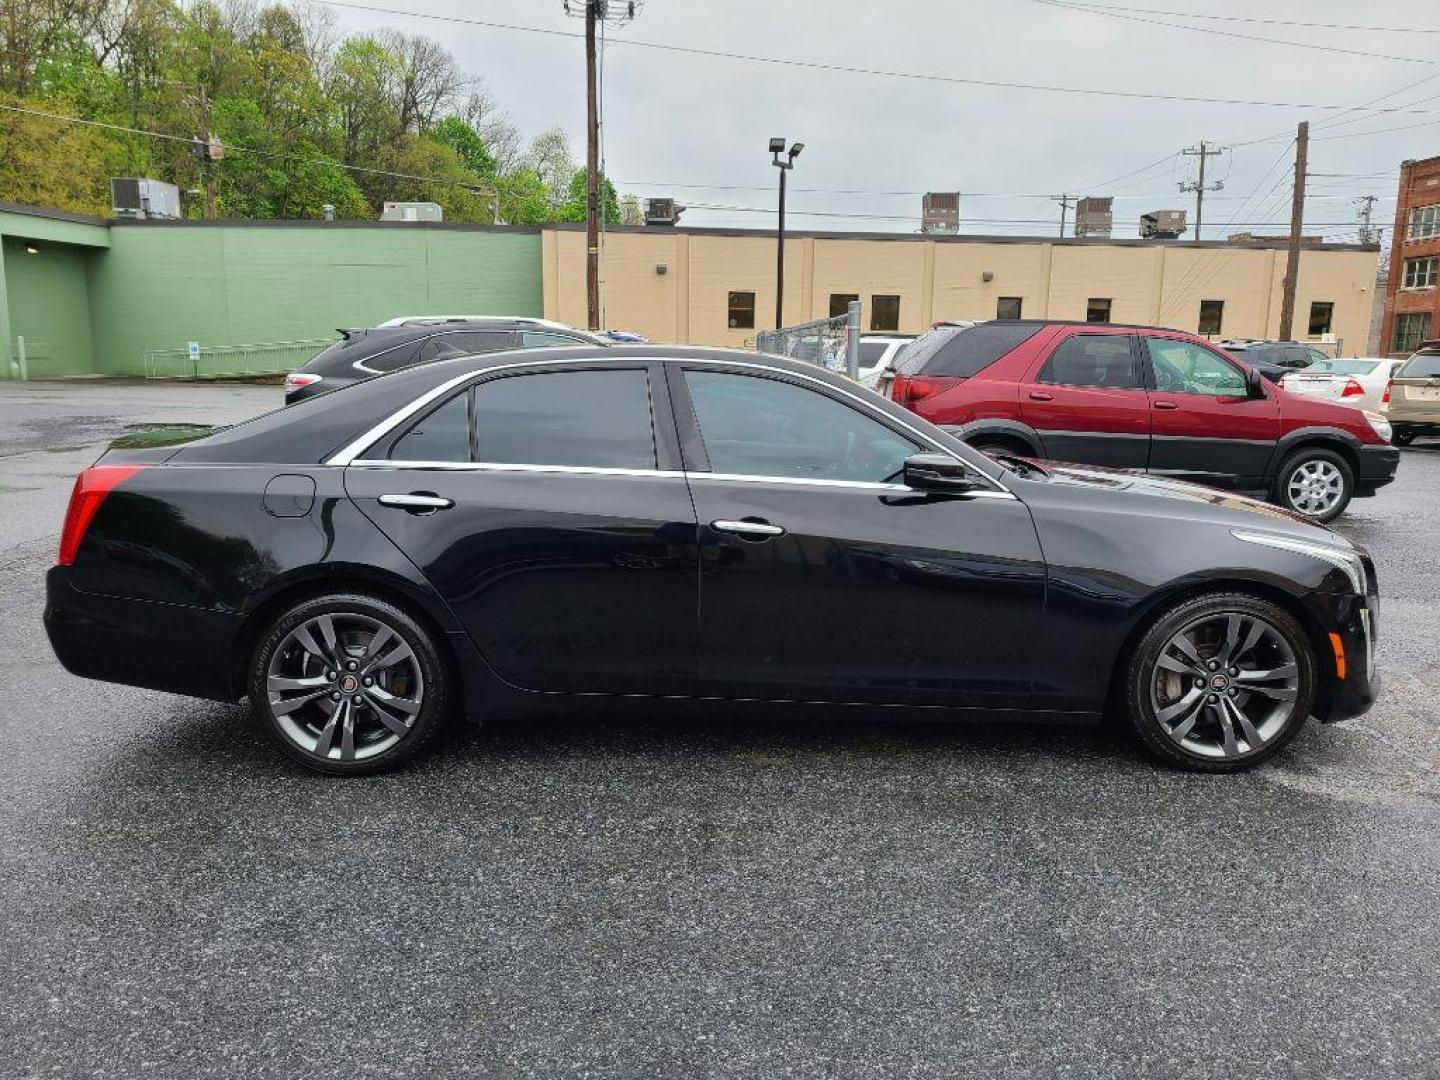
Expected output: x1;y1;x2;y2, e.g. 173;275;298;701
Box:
1149;611;1301;760
1285;459;1345;517
265;612;424;762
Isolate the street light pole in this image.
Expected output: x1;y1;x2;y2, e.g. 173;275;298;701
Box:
770;138;803;329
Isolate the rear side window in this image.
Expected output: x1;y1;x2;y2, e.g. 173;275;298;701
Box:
389;391;471;462
475;369;656;469
1399;352;1440;378
360;340;424;373
895;322;1041;378
1037;334;1142;389
858;341;889;365
417;331;517;363
521;331;586;347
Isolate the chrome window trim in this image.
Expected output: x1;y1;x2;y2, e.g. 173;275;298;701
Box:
327;353;1010;495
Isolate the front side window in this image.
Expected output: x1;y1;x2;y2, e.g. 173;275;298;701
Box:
871;295;901;332
475;369;656;469
829;293;859;318
1402;256;1438;290
1038;334;1142;389
1395;313;1432;354
685;370;919;484
1308;302;1335;337
1086;298;1112;323
1408;204;1440;241
389;391;471;462
728;291;756;329
996;296;1023;320
1198;299;1225;336
1148;338;1248;398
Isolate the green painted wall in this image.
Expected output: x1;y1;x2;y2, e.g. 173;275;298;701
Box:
2;237;97;377
88;224;544;375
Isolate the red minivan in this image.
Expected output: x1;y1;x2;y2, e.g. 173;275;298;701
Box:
883;320;1400;522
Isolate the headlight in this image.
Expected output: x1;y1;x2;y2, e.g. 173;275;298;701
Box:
1362;410;1392;443
1232;529;1366;594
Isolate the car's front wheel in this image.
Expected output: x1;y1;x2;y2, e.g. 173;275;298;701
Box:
1123;593;1316;772
247;592;450;775
1270;447;1354;523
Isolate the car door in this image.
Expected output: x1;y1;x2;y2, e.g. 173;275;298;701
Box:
671;363;1046;708
1018;330;1152;468
1142;334;1280;488
343;360;700;695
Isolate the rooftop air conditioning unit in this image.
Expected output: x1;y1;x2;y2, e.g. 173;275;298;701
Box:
381;201;444;223
644;198;684;226
1075;196;1113;238
110;178;182;220
1140;209;1187;239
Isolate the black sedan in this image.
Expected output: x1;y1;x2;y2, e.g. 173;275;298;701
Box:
44;346;1379;775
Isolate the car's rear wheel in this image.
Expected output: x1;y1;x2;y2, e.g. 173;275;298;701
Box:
247;593;450;775
1270;446;1354;523
1123;593;1315;772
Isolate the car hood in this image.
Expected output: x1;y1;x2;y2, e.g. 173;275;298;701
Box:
1029;461;1353;546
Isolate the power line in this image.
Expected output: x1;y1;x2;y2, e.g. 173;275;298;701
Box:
617;180;1382;201
1032;0;1438;65
1054;4;1440;35
314;0;1440;115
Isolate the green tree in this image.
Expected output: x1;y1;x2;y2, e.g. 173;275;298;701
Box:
557;167;619;225
0;92;113;214
620;191;642;226
496;167;551;225
428;115;496;178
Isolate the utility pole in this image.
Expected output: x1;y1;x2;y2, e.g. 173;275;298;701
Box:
1278;121;1309;341
1356;194;1379;245
564;1;640;331
1179;141;1226;241
1052;193;1073;238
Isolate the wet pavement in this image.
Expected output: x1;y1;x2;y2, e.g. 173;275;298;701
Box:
0;380;1436;1079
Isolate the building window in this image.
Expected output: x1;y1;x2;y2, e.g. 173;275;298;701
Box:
1408;204;1440;241
1402;256;1438;290
1308;301;1334;337
1086;298;1112;323
829;293;859;319
727;291;756;330
1395;313;1431;354
870;295;901;332
996;297;1023;320
1198;300;1225;336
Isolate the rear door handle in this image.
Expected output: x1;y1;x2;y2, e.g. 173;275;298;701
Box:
378;493;454;513
1153;400;1179;410
1028;391;1054;401
712;518;786;540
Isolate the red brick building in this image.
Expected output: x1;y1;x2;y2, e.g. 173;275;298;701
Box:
1381;154;1440;356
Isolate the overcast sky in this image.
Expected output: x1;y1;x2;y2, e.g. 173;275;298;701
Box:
321;0;1438;241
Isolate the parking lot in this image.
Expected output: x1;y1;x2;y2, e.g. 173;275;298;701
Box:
1;379;1437;1079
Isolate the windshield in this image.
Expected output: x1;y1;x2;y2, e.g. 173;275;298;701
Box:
1301;359;1379;376
1399;352;1440;379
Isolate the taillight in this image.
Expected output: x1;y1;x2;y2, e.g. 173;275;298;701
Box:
284;372;322;396
58;465;146;566
891;375;962;409
1382;379;1392;405
1341;378;1364;398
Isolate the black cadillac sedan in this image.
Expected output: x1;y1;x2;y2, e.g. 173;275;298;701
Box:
44;347;1378;776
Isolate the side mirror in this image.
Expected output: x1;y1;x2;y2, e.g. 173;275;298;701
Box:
1245;367;1266;398
902;453;985;493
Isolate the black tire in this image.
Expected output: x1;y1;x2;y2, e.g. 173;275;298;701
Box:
1123;592;1316;773
1269;446;1354;523
1392;429;1415;447
968;438;1027;459
247;592;451;776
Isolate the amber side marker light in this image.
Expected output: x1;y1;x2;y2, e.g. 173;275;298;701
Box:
58;465;146;566
1328;632;1347;680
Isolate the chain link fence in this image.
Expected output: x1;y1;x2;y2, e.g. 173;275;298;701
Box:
143;339;333;380
756;301;861;378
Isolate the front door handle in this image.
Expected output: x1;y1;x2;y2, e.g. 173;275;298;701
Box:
1153;400;1179;410
1028;391;1054;401
378;492;454;514
712;518;786;540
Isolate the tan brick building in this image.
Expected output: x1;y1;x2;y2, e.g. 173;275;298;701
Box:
1380;154;1440;356
543;223;1380;353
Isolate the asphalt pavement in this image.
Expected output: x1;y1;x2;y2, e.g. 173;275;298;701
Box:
1;380;1436;1080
